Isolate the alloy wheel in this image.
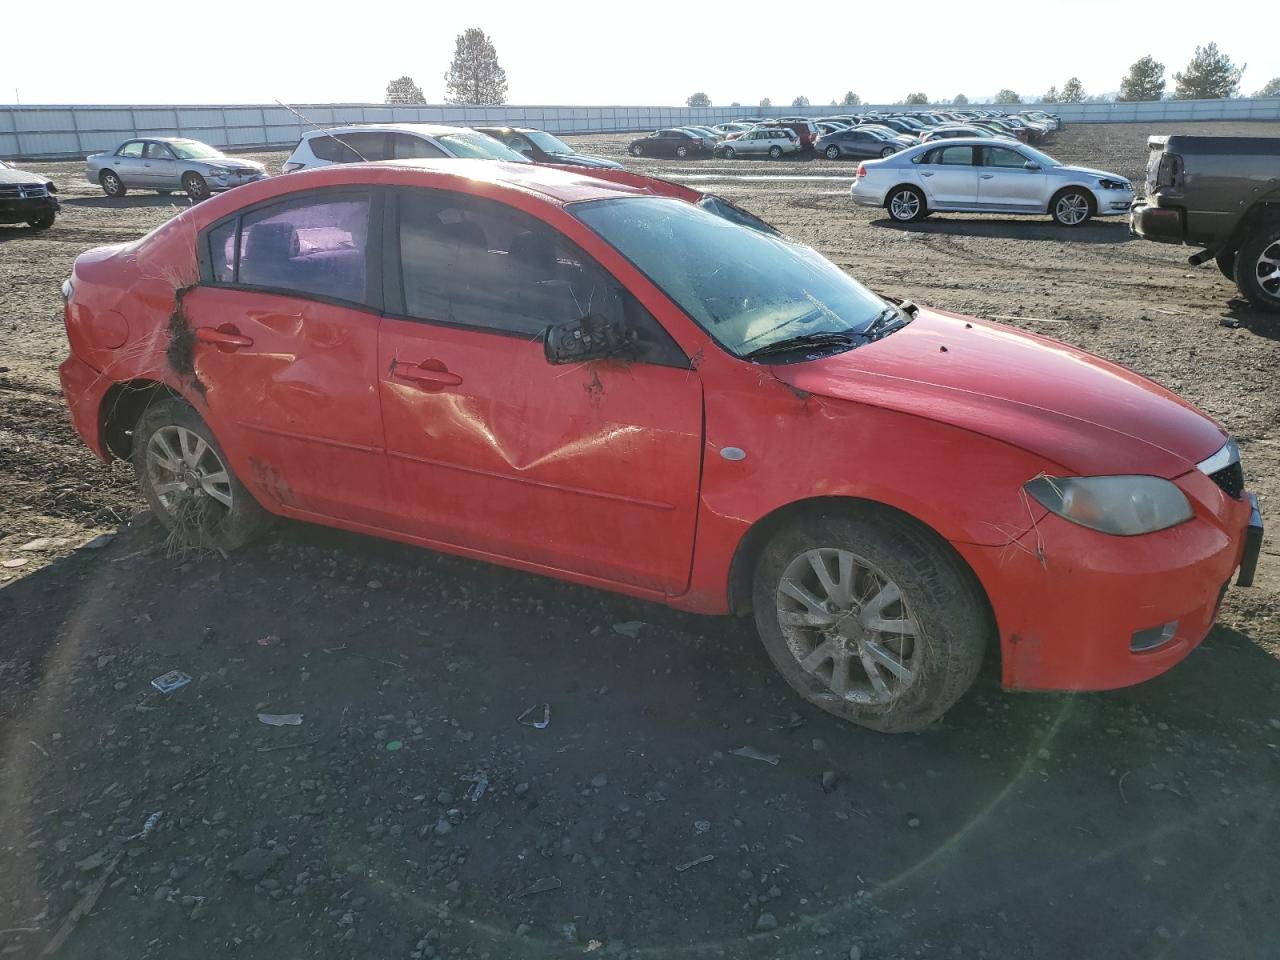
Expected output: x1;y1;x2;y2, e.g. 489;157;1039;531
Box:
889;190;920;221
103;172;121;195
1054;192;1089;225
826;146;840;160
1254;240;1280;299
775;548;919;706
146;424;233;517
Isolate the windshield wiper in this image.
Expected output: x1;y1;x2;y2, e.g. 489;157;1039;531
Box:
742;331;858;361
862;301;916;341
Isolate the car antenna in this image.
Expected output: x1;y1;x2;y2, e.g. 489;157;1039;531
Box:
275;100;369;162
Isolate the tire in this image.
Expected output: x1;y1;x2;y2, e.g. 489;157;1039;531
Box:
675;145;689;159
132;398;271;552
183;172;211;203
1050;188;1093;227
1234;223;1280;312
880;147;895;159
629;143;643;157
722;146;736;160
886;185;927;223
1215;249;1236;281
100;170;126;198
768;145;783;159
27;213;55;230
752;508;990;733
825;145;841;160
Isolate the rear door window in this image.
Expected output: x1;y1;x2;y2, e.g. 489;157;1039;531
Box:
929;146;975;165
984;147;1029;168
117;141;144;158
391;134;447;160
144;142;175;159
233;192;373;305
309;132;388;163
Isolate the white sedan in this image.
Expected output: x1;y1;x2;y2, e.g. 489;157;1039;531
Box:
850;138;1135;226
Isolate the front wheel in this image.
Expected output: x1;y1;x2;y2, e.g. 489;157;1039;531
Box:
1234;223;1280;312
183;173;210;202
1050;189;1092;227
886;185;926;223
100;170;126;197
132;398;271;552
27;213;55;230
675;145;689;158
721;146;736;160
629;143;643;157
825;145;841;160
880;146;895;159
768;145;783;159
752;509;990;732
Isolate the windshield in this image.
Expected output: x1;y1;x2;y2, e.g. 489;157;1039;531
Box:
437;132;531;162
1019;145;1060;167
525;130;574;155
572;197;887;360
168;139;224;160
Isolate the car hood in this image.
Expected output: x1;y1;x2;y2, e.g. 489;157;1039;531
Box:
203;156;265;171
1055;163;1126;182
0;165;52;185
552;154;624;169
768;308;1226;478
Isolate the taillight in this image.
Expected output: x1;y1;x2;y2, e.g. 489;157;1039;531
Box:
1156;152;1182;188
856;163;867;178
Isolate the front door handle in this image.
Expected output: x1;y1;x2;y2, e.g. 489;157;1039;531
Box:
392;359;463;388
980;173;995;179
920;171;934;177
195;324;254;351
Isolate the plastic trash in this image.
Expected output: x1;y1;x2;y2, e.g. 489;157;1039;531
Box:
517;704;551;729
257;713;304;726
730;745;781;766
150;671;191;694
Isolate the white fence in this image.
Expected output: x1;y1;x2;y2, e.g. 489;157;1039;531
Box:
2;98;1278;160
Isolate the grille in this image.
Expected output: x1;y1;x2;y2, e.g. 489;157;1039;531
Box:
0;183;49;200
1208;461;1244;499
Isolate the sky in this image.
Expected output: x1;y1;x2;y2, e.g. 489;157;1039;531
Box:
5;0;1276;106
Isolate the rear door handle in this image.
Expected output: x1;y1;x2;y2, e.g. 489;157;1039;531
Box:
195;324;254;351
920;171;934;177
392;359;463;387
980;173;995;179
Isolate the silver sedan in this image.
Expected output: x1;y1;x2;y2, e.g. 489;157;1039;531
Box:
86;138;266;202
851;138;1135;227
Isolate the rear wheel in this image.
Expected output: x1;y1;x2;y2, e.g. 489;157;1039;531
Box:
629;143;643;157
675;144;689;158
752;509;990;733
880;146;895;159
825;145;841;160
886;185;926;223
132;398;271;552
183;172;210;202
1234;223;1280;312
768;145;783;159
27;213;55;230
1050;188;1093;226
722;146;736;160
100;170;126;197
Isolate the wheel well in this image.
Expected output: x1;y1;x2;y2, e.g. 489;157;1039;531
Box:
883;183;923;208
98;169;116;182
100;379;181;461
1223;201;1280;253
724;496;991;621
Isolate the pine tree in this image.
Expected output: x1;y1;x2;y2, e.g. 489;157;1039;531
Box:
1117;55;1166;101
994;89;1022;104
791;95;810;108
686;92;711;108
1059;77;1086;102
1042;86;1060;103
385;76;426;105
444;28;508;105
842;91;861;106
905;92;928;105
759;97;771;108
1173;43;1244;99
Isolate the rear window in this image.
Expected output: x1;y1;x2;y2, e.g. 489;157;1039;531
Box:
308;132;388;163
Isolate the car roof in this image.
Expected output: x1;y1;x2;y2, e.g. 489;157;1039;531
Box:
911;137;1021;148
276;158;660;205
301;123;471;138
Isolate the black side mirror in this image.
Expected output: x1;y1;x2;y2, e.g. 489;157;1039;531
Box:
544;314;634;365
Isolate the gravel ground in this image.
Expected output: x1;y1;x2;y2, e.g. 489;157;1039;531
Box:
1;121;1278;960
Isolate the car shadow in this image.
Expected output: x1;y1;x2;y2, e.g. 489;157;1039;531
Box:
871;215;1135;244
1222;298;1280;341
63;195;193;210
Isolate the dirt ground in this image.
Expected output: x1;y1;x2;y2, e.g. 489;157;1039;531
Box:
1;121;1278;960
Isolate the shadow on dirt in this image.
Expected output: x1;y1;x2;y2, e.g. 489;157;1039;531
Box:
871;216;1135;244
1;516;1277;960
63;195;193;210
1221;299;1280;342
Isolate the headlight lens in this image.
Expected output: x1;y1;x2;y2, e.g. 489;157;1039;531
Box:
1024;475;1193;536
1098;178;1130;191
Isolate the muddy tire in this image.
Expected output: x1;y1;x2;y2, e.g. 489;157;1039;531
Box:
183;172;210;203
100;170;126;198
1215;249;1237;280
1233;222;1280;313
751;508;990;733
132;398;271;552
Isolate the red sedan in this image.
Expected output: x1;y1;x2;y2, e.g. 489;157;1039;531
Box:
58;159;1262;732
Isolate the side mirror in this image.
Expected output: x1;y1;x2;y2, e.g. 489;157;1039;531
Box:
1024;160;1041;170
544;314;634;365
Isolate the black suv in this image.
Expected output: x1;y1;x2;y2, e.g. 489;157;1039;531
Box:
0;160;58;230
1131;135;1280;311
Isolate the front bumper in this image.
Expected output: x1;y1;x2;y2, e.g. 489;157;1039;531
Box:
0;195;59;224
1095;187;1136;216
956;469;1260;692
1129;200;1184;244
58;352;112;462
208;172;267;192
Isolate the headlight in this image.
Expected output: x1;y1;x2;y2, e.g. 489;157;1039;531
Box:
1023;475;1193;536
1098;178;1129;191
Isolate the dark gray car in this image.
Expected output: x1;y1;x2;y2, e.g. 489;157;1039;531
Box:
816;127;906;161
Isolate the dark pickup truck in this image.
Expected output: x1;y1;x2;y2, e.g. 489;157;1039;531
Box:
1130;135;1280;311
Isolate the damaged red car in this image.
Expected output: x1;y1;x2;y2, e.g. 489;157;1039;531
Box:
58;159;1263;732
